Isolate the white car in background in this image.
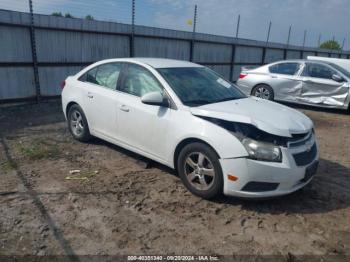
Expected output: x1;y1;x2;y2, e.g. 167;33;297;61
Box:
61;58;318;199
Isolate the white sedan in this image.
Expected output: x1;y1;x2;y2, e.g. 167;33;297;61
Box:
61;58;319;199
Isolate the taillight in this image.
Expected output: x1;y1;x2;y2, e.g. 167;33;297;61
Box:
60;80;66;89
239;73;248;79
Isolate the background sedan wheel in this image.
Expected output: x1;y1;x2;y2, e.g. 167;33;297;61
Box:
177;142;223;199
252;84;274;101
68;104;91;142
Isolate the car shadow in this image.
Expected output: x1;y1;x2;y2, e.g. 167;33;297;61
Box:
89;137;350;215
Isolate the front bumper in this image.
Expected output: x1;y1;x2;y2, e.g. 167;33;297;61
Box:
220;136;319;198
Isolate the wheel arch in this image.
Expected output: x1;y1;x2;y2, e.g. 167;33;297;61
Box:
66;101;79;117
173;137;221;171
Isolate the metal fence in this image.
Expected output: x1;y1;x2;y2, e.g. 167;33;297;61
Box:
0;3;349;103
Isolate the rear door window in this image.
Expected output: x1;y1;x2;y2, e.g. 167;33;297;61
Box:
269;63;301;75
79;63;122;90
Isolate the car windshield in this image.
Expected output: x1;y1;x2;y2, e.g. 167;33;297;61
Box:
158;67;246;106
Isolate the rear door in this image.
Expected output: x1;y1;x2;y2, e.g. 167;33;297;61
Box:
300;62;348;106
267;62;303;101
80;62;122;139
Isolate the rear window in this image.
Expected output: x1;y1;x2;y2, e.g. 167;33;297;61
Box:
269;63;300;75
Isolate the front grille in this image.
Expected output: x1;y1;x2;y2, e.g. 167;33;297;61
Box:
288;132;312;148
292;143;317;166
241;181;279;192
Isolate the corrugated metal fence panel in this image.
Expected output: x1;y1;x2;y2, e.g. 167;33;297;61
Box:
303;51;316;59
0;26;32;62
264;49;284;63
35;29;130;62
193;43;232;63
286;50;301;59
39;66;83;96
235;46;263;63
317;53;329;57
0;67;35;99
134;37;190;60
206;65;231;80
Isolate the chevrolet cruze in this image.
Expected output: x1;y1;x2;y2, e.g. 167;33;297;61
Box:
61;58;319;199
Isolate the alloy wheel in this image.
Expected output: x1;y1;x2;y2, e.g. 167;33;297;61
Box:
184;152;215;191
255;86;271;99
70;110;84;136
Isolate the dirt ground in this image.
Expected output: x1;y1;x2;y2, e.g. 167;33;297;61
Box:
0;100;349;260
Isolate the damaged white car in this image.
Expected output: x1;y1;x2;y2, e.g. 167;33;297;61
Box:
61;58;319;199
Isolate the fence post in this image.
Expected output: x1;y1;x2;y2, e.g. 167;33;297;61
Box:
189;5;197;62
235;14;240;38
284;26;291;60
28;0;41;103
229;44;236;81
130;0;135;57
300;30;306;59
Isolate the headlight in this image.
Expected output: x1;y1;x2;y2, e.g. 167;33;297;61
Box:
242;138;282;162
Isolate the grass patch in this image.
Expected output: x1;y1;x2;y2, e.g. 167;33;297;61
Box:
1;160;18;171
20;138;61;160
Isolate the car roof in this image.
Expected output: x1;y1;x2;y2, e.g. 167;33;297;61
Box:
98;58;203;69
272;59;333;64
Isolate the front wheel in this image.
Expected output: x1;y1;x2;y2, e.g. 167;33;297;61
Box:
177;142;223;199
252;84;274;100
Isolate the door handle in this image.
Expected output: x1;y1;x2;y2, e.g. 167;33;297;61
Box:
120;105;130;112
271;75;277;78
87;93;93;98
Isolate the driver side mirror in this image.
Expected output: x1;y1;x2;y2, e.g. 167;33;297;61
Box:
332;74;345;82
141;91;169;107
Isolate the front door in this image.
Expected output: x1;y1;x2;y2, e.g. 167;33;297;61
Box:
300;62;348;106
115;63;172;161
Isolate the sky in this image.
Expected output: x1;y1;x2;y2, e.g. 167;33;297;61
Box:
1;0;349;49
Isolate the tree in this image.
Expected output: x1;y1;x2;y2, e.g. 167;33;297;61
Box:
320;40;341;50
85;15;94;20
64;13;75;18
51;12;63;17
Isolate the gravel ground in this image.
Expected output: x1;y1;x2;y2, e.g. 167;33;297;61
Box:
0;101;349;261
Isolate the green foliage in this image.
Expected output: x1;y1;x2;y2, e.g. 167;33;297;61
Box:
85;15;94;20
64;13;75;18
51;12;63;17
320;40;341;50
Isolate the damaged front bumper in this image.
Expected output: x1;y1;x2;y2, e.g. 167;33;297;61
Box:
220;134;319;198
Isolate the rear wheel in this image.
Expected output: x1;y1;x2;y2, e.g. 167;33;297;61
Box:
67;104;91;142
252;84;274;101
177;142;223;199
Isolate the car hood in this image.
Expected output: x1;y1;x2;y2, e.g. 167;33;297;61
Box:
190;97;313;137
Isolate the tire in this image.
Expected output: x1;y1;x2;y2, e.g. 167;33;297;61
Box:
177;142;223;199
67;104;92;142
252;84;274;101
